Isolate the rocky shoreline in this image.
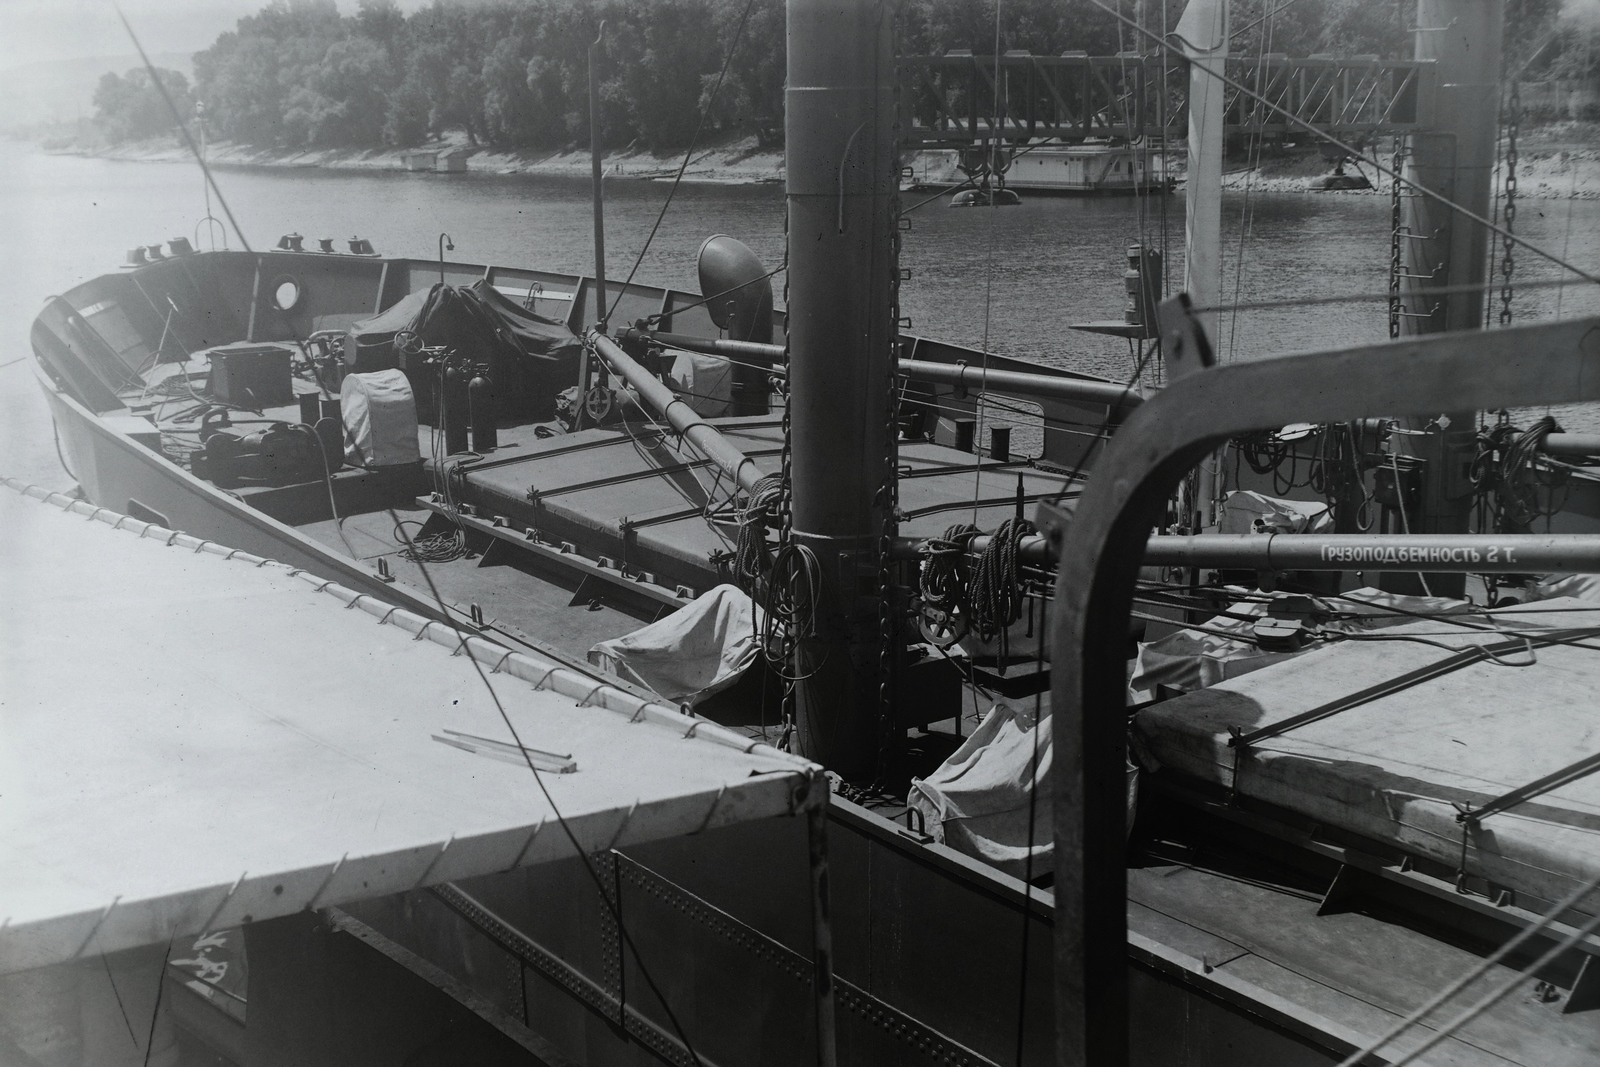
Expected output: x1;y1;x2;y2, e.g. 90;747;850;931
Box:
41;132;789;185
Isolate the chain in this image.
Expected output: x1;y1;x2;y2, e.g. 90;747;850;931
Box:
778;206;795;740
877;12;904;776
1499;79;1519;327
1389;134;1404;339
779;209;792;551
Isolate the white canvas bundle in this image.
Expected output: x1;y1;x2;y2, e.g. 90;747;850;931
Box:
340;369;421;468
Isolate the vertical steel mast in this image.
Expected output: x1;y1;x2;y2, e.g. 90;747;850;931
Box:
1391;0;1504;596
785;0;900;777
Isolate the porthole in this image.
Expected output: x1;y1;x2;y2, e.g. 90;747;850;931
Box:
270;275;303;312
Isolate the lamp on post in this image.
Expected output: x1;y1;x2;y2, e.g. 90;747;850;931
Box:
438;233;454;286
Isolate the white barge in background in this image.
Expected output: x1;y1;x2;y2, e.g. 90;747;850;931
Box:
910;141;1172;195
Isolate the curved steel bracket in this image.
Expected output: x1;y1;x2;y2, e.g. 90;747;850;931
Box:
1045;315;1600;1066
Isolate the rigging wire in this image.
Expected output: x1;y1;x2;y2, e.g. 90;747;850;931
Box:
299;423;360;559
113;2;251;253
1157;0;1173;320
969;0;1005;522
1224;0;1276;361
106;14;710;1060
98;952;142;1052
1043;337;1160;505
1082;0;1600;288
1012;630;1046;1067
603;0;760;326
389;511;708;1067
139;938;174;1067
642;262;787;325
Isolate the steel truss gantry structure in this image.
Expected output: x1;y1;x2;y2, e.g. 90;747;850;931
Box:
898;53;1438;148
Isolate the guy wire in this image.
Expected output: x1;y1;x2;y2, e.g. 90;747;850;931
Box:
389;510;708;1067
113;2;252;253
604;0;761;326
111;11;703;1053
1083;0;1600;287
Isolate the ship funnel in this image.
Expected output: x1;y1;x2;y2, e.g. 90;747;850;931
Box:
696;235;773;344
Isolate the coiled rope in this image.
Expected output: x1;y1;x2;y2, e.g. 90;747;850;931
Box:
733;473;785;593
760;542;825;684
918;523;980;638
968;517;1036;661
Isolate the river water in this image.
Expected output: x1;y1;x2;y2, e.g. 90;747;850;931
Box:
4;148;1599;488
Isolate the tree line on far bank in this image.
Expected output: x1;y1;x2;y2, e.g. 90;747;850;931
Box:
93;0;1587;154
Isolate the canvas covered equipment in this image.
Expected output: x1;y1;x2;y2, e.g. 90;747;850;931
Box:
340;369;421;468
344;281;582;420
588;585;761;707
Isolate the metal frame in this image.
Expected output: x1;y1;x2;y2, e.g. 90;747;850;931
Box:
1045;314;1600;1066
898;54;1436;148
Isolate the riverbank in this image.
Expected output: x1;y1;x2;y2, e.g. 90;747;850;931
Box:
1221;123;1600;198
39;131;789;185
35;122;1600;198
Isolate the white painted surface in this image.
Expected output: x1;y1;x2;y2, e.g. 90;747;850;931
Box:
0;482;810;974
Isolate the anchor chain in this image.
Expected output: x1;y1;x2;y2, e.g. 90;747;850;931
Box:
1389;134;1405;339
1499;80;1519;327
778;210;796;744
778;208;793;552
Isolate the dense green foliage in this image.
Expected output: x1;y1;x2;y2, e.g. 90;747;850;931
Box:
92;68;195;142
186;0;788;151
92;0;1591;150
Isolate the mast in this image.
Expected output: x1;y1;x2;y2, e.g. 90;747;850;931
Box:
1175;0;1227;533
784;0;899;777
1389;0;1504;597
589;22;609;326
1176;0;1226;344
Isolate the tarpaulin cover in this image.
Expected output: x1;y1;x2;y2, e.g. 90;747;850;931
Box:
362;281;582;419
343;288;429;371
1220;490;1333;534
341;369;421;468
909;702;1053;878
588;585;760;706
1135;596;1600;908
1130;587;1478;697
908;703;1140;878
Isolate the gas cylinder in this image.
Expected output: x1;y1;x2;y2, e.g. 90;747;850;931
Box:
469;365;497;452
443;358;471;455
